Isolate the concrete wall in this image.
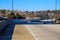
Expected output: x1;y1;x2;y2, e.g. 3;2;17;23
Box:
0;20;11;32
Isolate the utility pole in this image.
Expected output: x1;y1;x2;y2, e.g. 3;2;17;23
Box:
12;0;13;11
10;0;16;19
55;0;57;15
55;0;57;10
55;0;57;19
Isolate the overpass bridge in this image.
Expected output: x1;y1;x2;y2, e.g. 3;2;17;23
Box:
0;20;60;40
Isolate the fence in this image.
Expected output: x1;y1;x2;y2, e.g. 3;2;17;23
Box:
0;20;11;32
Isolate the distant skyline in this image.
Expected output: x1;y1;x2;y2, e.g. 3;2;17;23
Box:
0;0;60;11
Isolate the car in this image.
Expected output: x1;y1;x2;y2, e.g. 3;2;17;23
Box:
0;17;7;21
27;19;44;24
43;21;54;24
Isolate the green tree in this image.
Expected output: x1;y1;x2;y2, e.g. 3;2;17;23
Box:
16;13;25;19
1;10;6;14
16;13;20;19
10;12;16;19
7;14;12;19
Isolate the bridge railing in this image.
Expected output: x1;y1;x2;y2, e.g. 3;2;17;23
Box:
0;20;11;32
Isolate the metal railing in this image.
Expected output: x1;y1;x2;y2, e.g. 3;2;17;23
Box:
0;20;11;32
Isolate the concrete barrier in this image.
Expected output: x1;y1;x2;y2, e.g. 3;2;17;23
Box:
0;20;11;32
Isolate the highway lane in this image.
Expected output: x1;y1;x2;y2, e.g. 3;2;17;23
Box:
12;25;35;40
25;25;60;40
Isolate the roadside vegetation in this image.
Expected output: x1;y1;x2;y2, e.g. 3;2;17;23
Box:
0;9;60;23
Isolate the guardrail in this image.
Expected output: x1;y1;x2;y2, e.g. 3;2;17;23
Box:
11;19;55;24
0;20;11;32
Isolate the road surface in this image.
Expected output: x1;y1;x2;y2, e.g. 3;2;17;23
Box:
12;24;60;40
12;25;35;40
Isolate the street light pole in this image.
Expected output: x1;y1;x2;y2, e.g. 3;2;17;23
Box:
11;0;15;19
55;0;58;22
55;0;57;18
12;0;13;12
55;0;57;10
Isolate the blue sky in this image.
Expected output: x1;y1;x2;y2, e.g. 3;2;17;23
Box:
0;0;60;11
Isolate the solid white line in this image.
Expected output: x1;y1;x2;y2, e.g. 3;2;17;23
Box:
24;25;39;40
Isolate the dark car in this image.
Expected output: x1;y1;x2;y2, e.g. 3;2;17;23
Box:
27;19;44;24
0;17;7;21
43;21;54;24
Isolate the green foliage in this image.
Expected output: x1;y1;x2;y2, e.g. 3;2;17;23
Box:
7;14;12;18
16;13;20;19
1;10;6;14
16;13;25;19
10;12;16;19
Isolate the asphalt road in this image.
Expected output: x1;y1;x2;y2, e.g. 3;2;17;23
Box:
1;20;60;40
1;24;60;40
24;25;60;40
12;25;35;40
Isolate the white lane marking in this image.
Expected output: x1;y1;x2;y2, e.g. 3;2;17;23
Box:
24;25;39;40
